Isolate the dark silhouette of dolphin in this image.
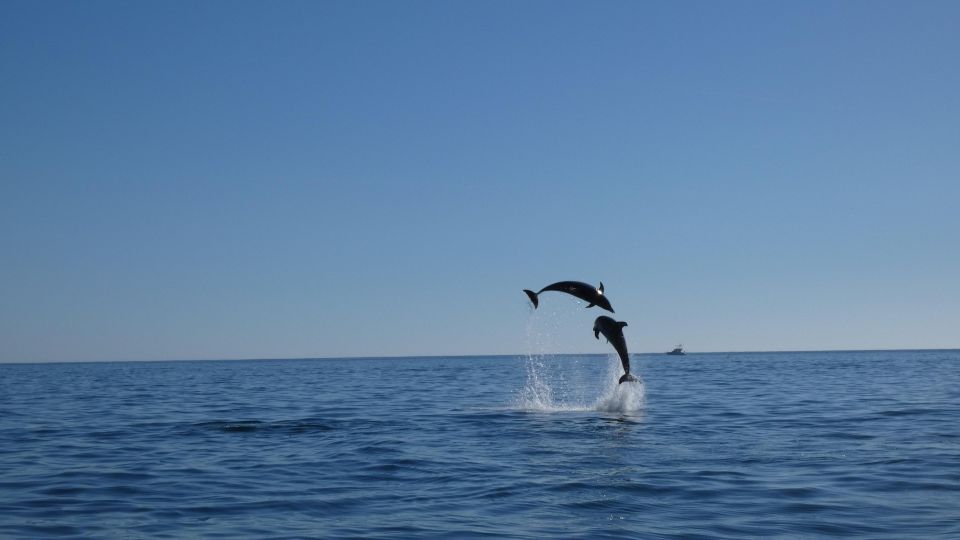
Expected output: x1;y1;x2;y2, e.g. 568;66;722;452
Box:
523;281;614;313
593;315;638;384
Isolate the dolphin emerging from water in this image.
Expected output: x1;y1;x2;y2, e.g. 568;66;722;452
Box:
593;315;638;384
523;281;614;313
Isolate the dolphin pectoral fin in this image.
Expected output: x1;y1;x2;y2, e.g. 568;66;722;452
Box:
523;289;539;308
585;303;595;308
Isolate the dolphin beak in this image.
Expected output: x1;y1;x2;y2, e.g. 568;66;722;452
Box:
593;329;600;340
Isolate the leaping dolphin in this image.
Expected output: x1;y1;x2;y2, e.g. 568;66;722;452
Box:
523;281;614;313
593;315;638;384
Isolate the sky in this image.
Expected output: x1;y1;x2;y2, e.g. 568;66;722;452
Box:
2;1;958;362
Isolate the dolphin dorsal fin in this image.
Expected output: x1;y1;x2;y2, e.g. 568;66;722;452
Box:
598;282;605;294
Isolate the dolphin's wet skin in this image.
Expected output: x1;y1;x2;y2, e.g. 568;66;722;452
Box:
593;315;638;384
524;280;615;313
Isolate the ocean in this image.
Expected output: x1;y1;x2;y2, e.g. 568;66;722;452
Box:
1;349;958;538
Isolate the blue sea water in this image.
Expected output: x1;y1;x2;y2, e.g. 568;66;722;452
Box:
2;349;959;538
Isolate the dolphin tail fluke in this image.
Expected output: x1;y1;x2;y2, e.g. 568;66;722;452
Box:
523;289;539;308
619;373;639;384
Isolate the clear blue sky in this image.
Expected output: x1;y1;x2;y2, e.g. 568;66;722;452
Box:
2;1;958;362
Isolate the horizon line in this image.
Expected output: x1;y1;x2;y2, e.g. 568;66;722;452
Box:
2;347;958;366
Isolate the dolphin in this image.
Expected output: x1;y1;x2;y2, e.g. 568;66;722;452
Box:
593;315;638;384
523;281;614;313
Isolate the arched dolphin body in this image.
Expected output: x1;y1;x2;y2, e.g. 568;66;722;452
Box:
523;281;614;313
593;315;638;384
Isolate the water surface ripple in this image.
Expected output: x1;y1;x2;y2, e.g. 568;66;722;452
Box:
2;350;958;538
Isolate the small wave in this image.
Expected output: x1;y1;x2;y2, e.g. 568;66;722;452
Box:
191;418;336;435
209;421;263;433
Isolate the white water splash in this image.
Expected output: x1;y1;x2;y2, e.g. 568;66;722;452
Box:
515;309;644;414
515;353;572;412
593;354;645;413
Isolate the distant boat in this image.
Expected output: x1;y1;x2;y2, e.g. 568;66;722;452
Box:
666;345;686;356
